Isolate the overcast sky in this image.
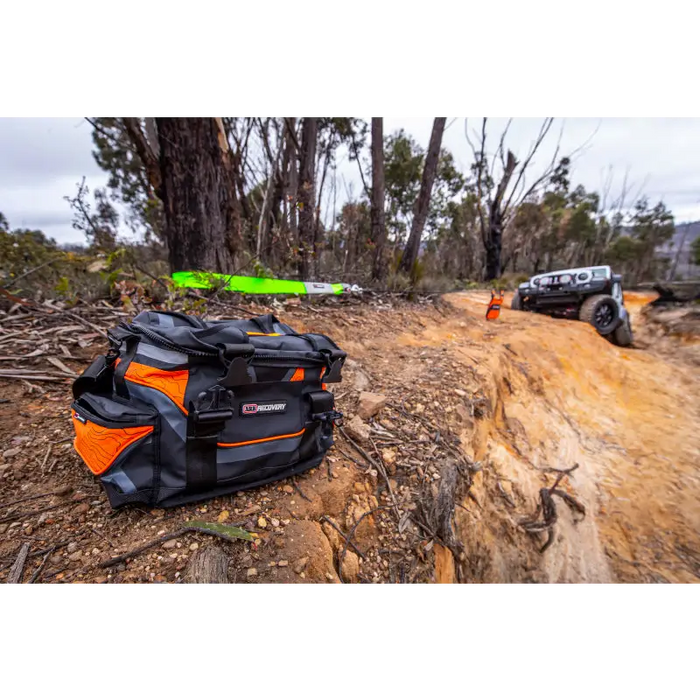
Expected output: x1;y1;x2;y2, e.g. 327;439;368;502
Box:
1;117;699;244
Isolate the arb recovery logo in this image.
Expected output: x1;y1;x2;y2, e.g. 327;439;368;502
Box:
241;401;287;416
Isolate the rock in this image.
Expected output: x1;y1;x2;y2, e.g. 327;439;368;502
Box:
162;540;177;549
282;485;294;494
357;392;388;420
257;516;267;529
381;449;396;465
2;447;21;459
278;560;289;567
189;543;199;551
241;504;261;516
454;388;468;398
271;518;280;528
321;521;342;550
50;554;63;566
67;542;79;554
339;551;360;582
293;556;309;574
23;526;33;536
246;567;257;578
345;416;370;444
73;503;90;515
0;524;7;535
68;551;82;562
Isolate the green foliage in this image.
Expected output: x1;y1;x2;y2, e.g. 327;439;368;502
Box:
90;117;164;242
692;236;700;266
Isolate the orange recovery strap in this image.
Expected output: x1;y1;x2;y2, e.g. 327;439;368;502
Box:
486;289;504;321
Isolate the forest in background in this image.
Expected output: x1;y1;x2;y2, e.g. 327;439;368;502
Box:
2;117;699;302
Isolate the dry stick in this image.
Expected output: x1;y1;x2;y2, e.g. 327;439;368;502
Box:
336;446;369;470
40;445;53;475
320;515;366;559
99;525;249;569
0;373;67;382
0;494;90;524
0;484;70;510
28;545;58;584
338;506;390;584
57;311;109;339
339;426;400;519
8;543;31;584
291;477;312;502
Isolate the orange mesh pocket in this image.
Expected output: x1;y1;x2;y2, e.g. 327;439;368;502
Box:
124;361;189;413
72;413;153;476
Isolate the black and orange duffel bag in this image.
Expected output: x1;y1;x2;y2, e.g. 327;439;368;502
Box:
70;311;346;508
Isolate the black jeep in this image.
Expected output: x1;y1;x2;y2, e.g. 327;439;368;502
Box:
511;266;633;347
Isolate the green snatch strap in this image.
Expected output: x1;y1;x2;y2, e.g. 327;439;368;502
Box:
171;271;348;295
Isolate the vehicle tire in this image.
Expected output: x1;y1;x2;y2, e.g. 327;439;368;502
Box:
511;292;523;311
579;294;619;335
612;315;633;347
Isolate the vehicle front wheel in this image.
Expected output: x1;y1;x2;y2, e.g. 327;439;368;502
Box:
511;292;523;311
579;294;619;335
612;315;633;347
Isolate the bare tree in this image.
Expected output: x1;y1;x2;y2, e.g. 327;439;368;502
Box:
399;117;447;276
466;118;569;280
297;118;318;279
370;117;387;281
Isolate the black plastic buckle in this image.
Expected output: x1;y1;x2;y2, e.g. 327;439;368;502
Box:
217;343;255;387
320;350;344;383
311;409;344;427
189;385;234;436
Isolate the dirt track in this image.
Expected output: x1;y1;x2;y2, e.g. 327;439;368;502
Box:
1;291;698;583
441;291;700;582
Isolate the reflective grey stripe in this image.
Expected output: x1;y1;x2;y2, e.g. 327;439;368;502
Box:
135;342;188;366
303;282;336;295
153;313;175;327
125;382;188;440
217;434;303;463
102;467;137;495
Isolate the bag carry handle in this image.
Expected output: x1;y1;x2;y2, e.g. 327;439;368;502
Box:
250;314;283;334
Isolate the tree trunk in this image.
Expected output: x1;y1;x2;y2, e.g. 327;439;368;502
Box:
485;151;518;281
400;118;446;276
156;118;237;273
297;118;318;279
370;117;387;281
184;546;229;583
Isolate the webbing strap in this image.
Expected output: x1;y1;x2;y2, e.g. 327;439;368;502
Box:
185;386;233;493
114;338;138;399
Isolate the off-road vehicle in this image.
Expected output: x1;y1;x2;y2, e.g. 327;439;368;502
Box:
511;265;633;346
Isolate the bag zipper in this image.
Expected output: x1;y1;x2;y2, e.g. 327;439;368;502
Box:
124;323;327;365
72;398;155;427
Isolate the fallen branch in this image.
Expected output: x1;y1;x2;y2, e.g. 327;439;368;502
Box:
8;542;30;584
321;515;366;559
0;494;90;524
99;521;252;569
0;485;71;510
520;465;585;553
28;545;59;584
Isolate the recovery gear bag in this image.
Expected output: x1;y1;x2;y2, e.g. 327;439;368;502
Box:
70;310;346;509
